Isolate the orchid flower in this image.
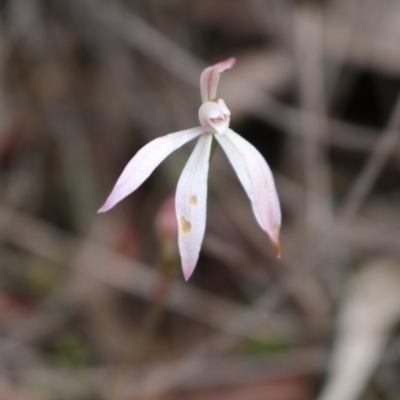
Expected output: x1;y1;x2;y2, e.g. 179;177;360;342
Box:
98;58;281;280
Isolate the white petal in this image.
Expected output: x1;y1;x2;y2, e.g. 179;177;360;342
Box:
200;57;236;103
175;133;213;280
98;127;203;212
216;129;281;256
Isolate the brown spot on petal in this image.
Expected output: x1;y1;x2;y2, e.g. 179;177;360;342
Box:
162;134;170;139
272;240;281;259
190;195;198;206
180;216;192;233
272;224;281;258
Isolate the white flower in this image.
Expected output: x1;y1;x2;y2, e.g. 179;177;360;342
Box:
98;58;281;280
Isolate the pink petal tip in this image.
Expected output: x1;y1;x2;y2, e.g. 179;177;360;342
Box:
183;269;193;281
97;202;112;214
200;57;236;102
216;57;236;71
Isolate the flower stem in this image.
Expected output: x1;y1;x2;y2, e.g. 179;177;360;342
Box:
209;135;218;163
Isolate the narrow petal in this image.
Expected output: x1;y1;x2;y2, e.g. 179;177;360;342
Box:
175;133;213;280
98;127;203;213
216;129;281;256
200;57;236;103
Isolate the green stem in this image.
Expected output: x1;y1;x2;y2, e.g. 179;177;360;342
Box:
209;135;218;163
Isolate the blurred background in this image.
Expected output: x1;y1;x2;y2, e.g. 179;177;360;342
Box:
0;0;400;399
